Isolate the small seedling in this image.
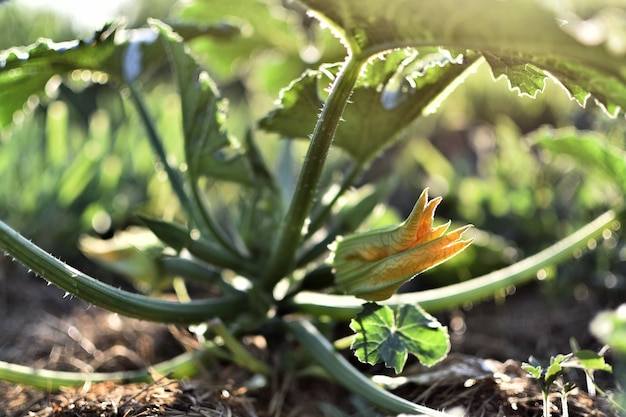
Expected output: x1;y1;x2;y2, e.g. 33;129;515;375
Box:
523;348;612;417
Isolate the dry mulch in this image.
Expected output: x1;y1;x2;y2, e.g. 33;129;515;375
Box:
0;353;619;417
1;377;259;417
0;262;621;416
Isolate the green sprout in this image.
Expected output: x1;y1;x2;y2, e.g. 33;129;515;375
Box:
523;347;613;417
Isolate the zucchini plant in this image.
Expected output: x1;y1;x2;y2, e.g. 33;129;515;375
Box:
1;1;625;415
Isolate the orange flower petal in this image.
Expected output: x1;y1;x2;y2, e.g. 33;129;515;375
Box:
333;189;473;301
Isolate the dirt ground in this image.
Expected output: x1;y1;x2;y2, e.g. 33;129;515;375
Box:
0;257;621;417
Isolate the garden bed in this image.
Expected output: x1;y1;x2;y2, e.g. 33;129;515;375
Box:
0;261;618;416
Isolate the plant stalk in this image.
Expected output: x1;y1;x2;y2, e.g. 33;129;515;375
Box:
544;391;551;417
207;318;272;376
0;219;246;323
260;56;366;290
129;84;244;259
189;178;245;258
160;256;242;295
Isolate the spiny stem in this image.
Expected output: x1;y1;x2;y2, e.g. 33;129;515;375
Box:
260;56;366;290
0;219;246;323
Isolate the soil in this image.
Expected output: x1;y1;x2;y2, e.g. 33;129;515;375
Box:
0;258;621;417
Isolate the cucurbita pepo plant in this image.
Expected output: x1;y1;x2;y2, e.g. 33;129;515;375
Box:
1;1;625;415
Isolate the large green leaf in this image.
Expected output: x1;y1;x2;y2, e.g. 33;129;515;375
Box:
261;49;479;163
0;24;113;129
154;21;253;184
350;302;450;373
299;0;626;115
0;21;238;129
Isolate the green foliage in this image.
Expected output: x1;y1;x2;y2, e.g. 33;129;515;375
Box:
523;350;613;417
156;21;253;185
350;303;449;373
0;1;625;415
261;49;480;164
300;0;626;115
171;0;312;82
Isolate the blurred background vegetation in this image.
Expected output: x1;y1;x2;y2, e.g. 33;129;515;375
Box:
1;0;625;312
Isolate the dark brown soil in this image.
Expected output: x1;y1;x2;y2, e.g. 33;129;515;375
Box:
0;259;621;417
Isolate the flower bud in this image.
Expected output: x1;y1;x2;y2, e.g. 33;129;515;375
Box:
332;189;473;301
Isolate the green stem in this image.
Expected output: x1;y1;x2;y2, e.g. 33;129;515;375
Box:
285;318;453;416
0;348;223;391
160;256;242;295
296;228;338;268
260;56;366;290
138;215;255;277
289;209;619;320
0;219;246;323
207;318;272;376
544;390;551;417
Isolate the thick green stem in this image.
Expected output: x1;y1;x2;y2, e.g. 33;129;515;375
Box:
289;209;619;320
260;57;366;290
286;318;452;416
0;219;246;323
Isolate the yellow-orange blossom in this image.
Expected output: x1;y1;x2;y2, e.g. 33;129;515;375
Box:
332;189;473;301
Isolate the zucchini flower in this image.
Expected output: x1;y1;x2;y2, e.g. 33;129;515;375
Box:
332;189;473;301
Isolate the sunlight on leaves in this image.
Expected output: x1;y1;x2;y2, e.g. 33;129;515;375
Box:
482;53;546;98
300;0;626;116
332;189;473;301
574;350;612;373
79;228;167;293
154;21;253;184
261;49;479;164
350;303;450;373
0;22;238;130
